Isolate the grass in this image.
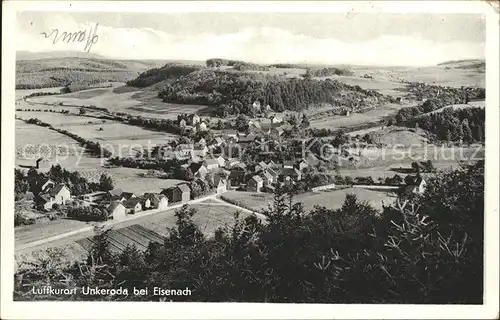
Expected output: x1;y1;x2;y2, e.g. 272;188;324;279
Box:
15;218;91;247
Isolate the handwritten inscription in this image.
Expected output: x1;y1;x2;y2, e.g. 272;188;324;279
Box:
40;23;99;53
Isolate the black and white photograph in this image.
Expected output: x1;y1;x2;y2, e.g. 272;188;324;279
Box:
1;1;499;319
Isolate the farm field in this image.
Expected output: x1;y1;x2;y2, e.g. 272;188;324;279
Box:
222;188;398;213
15;201;246;270
308;103;406;130
15;218;91;247
15;111;178;158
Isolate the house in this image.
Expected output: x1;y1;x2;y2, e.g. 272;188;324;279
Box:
40;178;55;192
297;159;309;171
142;197;152;209
35;157;52;169
176;144;194;157
158;195;169;210
107;201;127;221
247;175;263;192
205;158;220;171
269;115;283;124
216;178;228;194
188;114;200;126
176;184;191;203
211;136;225;148
37;184;71;211
189;162;209;179
283;161;295;169
123;198;142;214
225;158;241;168
179;119;187;128
197;137;206;146
264;104;272;113
193;144;208;157
406;176;427;194
215;156;226;167
260;171;274;187
280;168;302;182
81;191;108;203
266;168;279;181
197;121;208;131
143;193;160;209
109;188;124;198
229;170;245;187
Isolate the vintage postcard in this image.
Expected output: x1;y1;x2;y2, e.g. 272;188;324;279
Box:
1;1;499;319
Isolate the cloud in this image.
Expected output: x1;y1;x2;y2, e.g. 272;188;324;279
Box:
16;17;484;66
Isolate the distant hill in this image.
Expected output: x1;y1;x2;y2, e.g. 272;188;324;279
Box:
437;59;485;72
15;55;171;90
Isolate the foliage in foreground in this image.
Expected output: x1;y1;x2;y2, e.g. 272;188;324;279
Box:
14;162;483;303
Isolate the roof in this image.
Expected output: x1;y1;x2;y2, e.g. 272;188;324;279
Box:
283;160;295;167
83;191;108;197
176;184;191;193
229;170;245;177
281;168;301;176
123;198;142;208
261;171;273;180
258;161;268;168
143;193;160;202
189;114;200;119
205;158;219;165
177;144;194;150
107;200;125;212
189;162;205;173
251;175;263;183
109;188;124;197
266;168;278;176
121;192;136;200
47;184;67;197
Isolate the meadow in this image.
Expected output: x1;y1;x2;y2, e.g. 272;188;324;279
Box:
222;188;398;213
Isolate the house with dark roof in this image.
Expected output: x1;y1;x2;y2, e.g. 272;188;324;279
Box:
107;201;127;220
40;178;55;193
248;175;263;192
260;171;274;186
405;175;427;194
123;198;143;214
229;169;245;187
266;168;279;181
36;183;71;211
189;162;208;179
165;184;191;203
280;168;302;182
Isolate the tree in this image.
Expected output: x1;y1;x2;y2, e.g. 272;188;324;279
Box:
99;174;114;192
79;108;86;115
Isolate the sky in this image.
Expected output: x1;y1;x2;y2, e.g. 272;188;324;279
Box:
16;12;485;66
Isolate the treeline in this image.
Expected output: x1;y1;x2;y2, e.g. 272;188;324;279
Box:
408;107;485;143
22;118;112;157
403;82;485;102
23;92;60;99
308;67;354;77
206;59;269;71
394;84;484;125
16;108;70;114
125;116;183;135
159;70;392;116
107;157;187;180
13;162;484;303
126;63;203;88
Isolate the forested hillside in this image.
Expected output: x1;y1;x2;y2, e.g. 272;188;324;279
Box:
126;63;204;88
158;69;394;116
